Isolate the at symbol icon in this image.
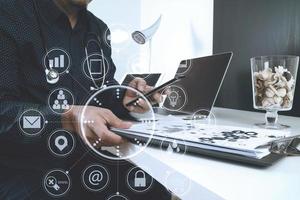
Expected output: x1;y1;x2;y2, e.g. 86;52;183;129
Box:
89;170;103;186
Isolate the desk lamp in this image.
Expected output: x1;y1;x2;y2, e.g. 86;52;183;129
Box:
132;15;162;72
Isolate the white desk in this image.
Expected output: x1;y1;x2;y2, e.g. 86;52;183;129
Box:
121;108;300;200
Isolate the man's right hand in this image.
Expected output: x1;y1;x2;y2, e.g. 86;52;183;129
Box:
62;106;132;146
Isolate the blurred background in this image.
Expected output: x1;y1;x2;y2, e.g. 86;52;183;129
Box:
89;0;300;117
89;0;213;81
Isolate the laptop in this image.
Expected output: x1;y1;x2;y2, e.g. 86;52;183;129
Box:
113;52;285;166
112;52;284;166
160;52;233;114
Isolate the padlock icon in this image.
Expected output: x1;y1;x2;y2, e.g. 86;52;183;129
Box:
134;170;146;187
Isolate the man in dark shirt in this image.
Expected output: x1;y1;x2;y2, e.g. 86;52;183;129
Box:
0;0;170;199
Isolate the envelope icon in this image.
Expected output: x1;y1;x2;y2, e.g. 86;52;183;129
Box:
23;116;41;129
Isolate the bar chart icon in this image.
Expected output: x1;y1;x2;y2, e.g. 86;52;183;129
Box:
49;55;65;69
44;48;70;74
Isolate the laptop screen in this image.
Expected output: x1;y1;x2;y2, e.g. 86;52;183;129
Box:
163;52;233;114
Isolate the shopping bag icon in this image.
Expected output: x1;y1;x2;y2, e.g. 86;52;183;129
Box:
23;116;41;129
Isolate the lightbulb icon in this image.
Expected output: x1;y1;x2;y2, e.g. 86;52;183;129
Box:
162;85;187;111
168;91;179;107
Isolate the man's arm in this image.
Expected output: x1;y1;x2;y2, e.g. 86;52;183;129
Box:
0;15;131;147
0;23;61;143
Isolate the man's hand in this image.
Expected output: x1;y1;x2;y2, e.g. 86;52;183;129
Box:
62;106;132;146
123;78;162;113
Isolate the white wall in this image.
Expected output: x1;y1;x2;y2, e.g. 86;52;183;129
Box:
88;0;141;81
89;0;214;82
140;0;214;82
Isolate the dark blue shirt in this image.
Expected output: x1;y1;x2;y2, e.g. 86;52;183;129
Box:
0;0;127;169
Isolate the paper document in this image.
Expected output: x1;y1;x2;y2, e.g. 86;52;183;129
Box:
113;115;288;159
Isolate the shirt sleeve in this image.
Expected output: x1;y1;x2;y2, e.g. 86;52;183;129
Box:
0;21;62;144
99;26;133;120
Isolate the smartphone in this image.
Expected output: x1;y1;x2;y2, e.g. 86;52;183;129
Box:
125;75;185;107
121;73;162;87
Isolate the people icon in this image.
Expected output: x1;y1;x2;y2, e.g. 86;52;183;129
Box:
50;89;72;113
52;100;61;110
61;100;70;110
57;90;65;100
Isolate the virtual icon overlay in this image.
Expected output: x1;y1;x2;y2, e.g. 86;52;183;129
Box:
127;167;153;193
80;85;156;161
107;193;129;200
19;109;46;136
43;169;71;197
191;109;217;126
127;53;151;77
176;59;192;75
104;24;131;52
44;48;71;74
48;88;74;114
162;85;187;111
48;130;75;157
82;165;110;192
83;53;109;81
160;138;187;157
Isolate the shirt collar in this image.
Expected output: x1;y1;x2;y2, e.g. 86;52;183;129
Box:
37;0;63;24
37;0;88;30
